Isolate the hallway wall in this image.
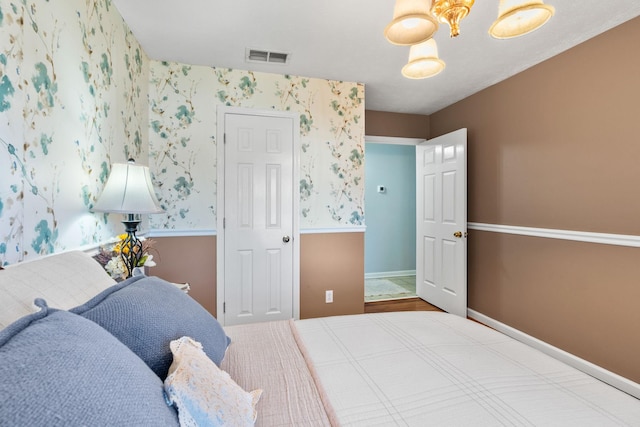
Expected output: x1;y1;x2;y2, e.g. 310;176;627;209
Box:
364;142;416;276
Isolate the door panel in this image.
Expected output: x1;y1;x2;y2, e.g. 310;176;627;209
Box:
223;113;295;325
266;164;281;227
416;128;467;317
238;164;253;227
422;236;436;287
238;250;253;315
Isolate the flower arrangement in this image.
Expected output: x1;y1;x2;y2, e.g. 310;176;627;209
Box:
95;234;157;280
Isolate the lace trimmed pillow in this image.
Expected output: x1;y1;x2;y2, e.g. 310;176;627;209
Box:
165;337;262;427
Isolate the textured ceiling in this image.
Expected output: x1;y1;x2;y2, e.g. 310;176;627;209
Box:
111;0;640;115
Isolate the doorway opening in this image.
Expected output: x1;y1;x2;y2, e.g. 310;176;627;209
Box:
364;275;416;302
364;136;423;302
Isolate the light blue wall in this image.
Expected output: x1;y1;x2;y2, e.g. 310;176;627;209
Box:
364;143;416;275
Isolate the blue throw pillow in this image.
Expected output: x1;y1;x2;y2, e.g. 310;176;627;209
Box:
0;299;179;426
71;275;230;379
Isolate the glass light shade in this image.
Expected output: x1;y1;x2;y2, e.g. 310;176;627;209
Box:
489;0;555;39
402;39;445;79
385;0;439;46
92;161;163;214
431;0;475;38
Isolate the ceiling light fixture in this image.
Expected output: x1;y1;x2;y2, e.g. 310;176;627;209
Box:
386;0;555;79
431;0;475;38
489;0;555;39
384;0;439;45
401;39;445;79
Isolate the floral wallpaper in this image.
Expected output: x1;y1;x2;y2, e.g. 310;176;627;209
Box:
0;0;149;265
0;0;366;265
148;62;365;230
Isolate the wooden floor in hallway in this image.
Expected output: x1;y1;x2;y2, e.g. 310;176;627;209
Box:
364;297;442;314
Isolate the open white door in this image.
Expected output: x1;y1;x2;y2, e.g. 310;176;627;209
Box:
416;128;467;317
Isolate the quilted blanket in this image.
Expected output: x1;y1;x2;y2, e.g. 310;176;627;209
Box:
294;311;640;426
222;320;337;426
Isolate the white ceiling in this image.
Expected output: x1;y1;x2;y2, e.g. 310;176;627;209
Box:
111;0;640;115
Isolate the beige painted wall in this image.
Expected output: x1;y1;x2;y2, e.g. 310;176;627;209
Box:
431;16;640;382
300;232;365;318
149;232;364;320
365;110;430;138
149;236;217;316
470;231;640;381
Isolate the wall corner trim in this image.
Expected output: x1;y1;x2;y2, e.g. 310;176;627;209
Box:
365;135;425;145
145;227;366;237
301;226;366;234
467;309;640;399
148;229;217;238
468;222;640;248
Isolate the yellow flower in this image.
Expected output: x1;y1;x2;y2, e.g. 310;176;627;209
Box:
98;235;158;279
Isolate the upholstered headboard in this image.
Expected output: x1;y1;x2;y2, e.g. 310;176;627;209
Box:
0;251;116;329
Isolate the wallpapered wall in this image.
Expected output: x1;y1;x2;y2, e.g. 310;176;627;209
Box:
0;0;366;265
148;62;365;230
0;0;149;265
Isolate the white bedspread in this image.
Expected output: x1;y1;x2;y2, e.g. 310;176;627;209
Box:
295;311;640;426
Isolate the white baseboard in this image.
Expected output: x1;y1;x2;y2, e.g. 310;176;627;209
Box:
365;270;416;279
467;309;640;400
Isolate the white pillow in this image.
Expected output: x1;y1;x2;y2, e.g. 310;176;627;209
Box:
164;337;262;427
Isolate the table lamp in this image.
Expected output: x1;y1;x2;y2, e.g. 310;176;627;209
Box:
93;159;164;278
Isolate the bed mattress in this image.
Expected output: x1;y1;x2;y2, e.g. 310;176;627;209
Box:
223;311;640;426
294;311;640;426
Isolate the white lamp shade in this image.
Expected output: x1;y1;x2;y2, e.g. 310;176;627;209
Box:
402;39;445;79
385;0;439;46
93;161;163;214
489;0;555;39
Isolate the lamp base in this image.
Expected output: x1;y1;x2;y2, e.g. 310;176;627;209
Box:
121;216;143;279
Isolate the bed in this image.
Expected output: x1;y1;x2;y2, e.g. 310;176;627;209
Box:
223;311;640;426
1;253;638;426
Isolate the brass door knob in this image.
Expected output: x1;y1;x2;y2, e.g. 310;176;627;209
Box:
453;231;463;238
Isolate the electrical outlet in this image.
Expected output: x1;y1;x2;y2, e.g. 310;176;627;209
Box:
325;290;333;303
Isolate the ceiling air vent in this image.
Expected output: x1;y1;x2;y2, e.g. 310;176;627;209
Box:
246;48;290;65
